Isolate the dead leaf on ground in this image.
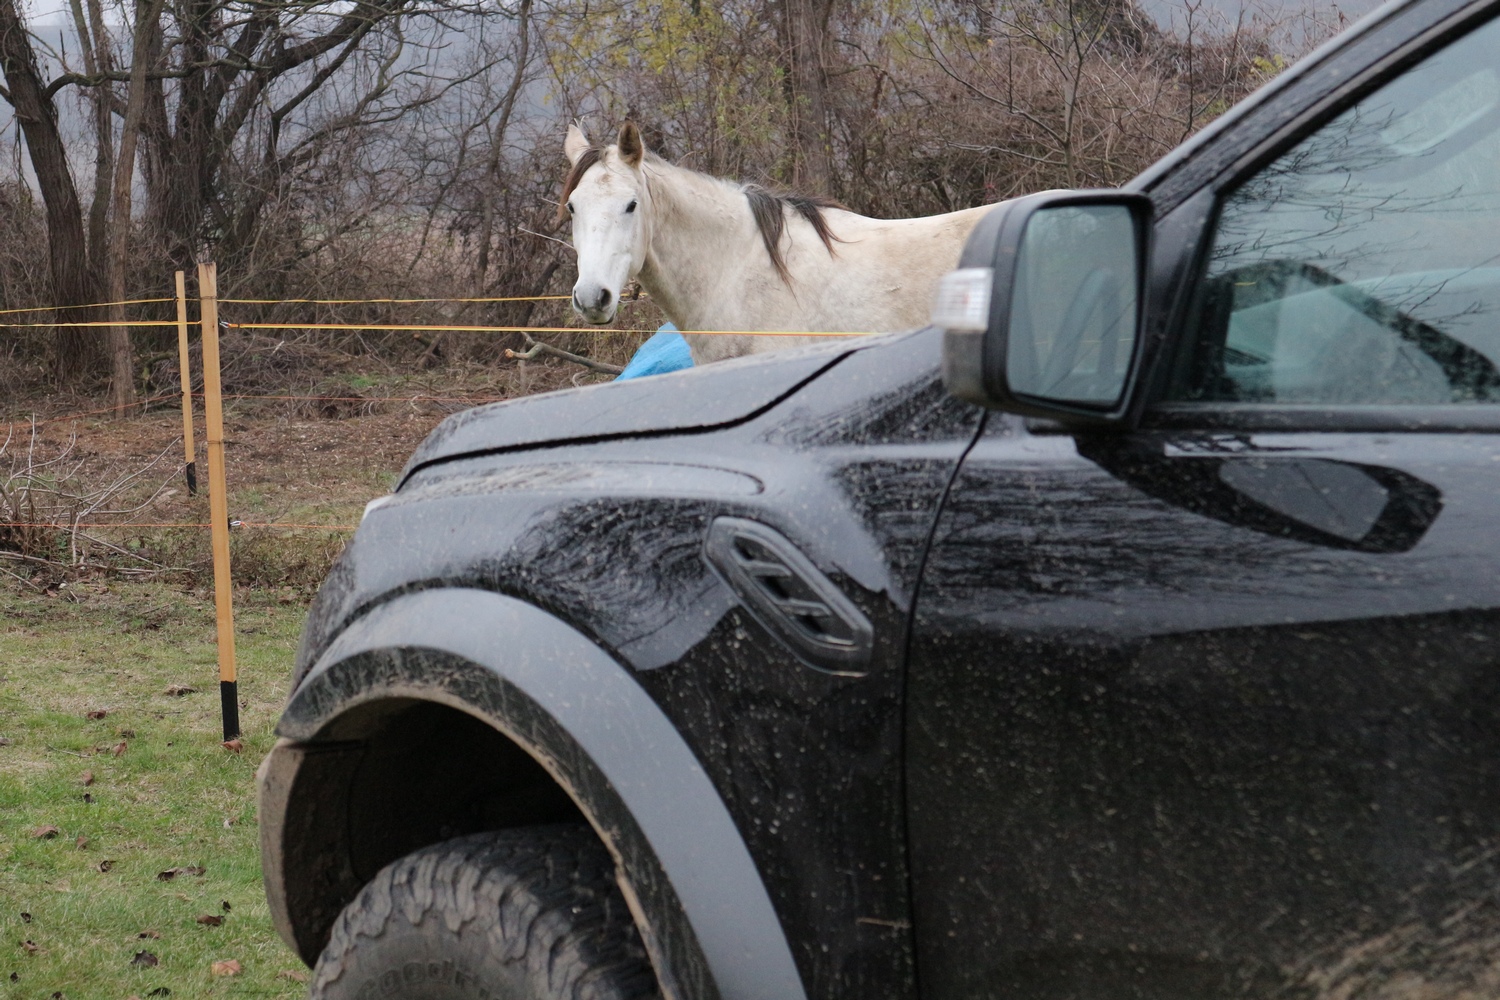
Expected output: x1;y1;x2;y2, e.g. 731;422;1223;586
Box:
136;930;159;939
21;940;38;954
82;793;94;805
31;825;59;839
163;685;196;697
20;912;31;923
116;728;135;739
220;900;231;912
75;833;88;849
209;958;241;977
84;709;107;720
156;866;205;881
96;859;114;873
0;737;12;746
146;988;171;997
80;771;93;786
131;950;158;967
111;742;127;757
220;739;243;754
195;914;222;926
276;969;308;983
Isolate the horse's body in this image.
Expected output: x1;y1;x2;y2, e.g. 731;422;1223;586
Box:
562;124;994;364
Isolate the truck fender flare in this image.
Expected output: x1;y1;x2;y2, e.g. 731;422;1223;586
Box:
278;587;807;1000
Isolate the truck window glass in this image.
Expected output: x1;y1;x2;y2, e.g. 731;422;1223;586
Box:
1171;16;1500;405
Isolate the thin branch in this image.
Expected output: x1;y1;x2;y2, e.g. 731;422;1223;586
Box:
517;225;574;253
0;550;73;569
505;340;623;375
41;59;256;101
0;563;45;592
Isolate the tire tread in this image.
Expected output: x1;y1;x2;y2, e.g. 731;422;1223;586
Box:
310;825;659;999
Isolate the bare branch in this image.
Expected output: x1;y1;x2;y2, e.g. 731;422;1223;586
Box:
506;340;623;375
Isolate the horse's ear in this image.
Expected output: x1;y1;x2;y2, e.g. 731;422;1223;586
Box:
565;123;590;165
617;121;645;169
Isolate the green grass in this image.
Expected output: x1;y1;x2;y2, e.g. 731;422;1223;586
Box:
0;581;310;999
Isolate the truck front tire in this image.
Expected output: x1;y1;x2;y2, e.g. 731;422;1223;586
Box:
309;825;660;1000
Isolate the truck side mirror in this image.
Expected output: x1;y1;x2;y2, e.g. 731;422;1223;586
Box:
935;190;1152;422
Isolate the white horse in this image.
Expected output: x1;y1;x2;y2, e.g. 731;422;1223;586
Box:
561;122;994;364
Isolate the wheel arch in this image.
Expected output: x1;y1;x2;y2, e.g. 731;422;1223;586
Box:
257;587;806;1000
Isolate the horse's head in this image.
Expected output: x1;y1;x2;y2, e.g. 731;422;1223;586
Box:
561;122;651;325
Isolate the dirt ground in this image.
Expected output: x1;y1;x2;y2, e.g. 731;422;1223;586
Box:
7;357;595;486
1;359;610;591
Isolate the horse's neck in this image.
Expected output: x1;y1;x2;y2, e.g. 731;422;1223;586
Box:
636;162;764;334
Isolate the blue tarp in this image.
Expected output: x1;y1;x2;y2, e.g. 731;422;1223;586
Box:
615;323;694;381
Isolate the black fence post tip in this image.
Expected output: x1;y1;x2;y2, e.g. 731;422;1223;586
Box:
185;460;198;496
220;680;240;742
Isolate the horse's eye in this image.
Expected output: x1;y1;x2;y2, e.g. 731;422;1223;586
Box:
566;202;574;215
625;200;637;214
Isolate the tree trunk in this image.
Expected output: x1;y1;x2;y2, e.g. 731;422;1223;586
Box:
72;0;114;280
777;0;835;195
104;0;165;414
0;0;101;383
473;0;531;294
142;0;217;270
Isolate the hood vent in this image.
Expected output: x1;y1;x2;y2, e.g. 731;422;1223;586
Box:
704;517;874;676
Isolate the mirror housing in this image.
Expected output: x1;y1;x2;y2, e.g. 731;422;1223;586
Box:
937;190;1152;422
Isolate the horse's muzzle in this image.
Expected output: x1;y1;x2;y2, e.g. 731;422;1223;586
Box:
572;284;617;325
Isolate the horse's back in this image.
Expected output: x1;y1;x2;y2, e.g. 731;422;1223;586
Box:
680;201;1001;362
784;202;996;335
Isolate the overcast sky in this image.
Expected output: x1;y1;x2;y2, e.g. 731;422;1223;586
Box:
21;0;69;22
1140;0;1381;38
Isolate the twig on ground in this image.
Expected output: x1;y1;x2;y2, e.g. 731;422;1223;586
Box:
0;551;73;569
2;425;188;573
0;564;44;592
117;566;189;577
74;532;168;568
505;338;623;376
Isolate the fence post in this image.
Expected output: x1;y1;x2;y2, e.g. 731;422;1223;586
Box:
175;271;197;496
198;262;239;741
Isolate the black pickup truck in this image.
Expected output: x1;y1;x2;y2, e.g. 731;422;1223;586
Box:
258;0;1500;996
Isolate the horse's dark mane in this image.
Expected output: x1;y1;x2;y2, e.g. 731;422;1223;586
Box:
557;145;602;224
745;185;846;283
559;143;846;281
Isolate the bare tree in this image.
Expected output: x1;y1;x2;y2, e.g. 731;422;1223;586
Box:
905;0;1271;197
472;0;534;298
1;0;498;394
772;0;836;194
0;0;100;380
103;0;167;413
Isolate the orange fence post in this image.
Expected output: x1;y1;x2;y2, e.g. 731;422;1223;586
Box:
198;262;239;740
175;271;197;495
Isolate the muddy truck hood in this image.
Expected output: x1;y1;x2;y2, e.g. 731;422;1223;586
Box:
399;341;856;482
